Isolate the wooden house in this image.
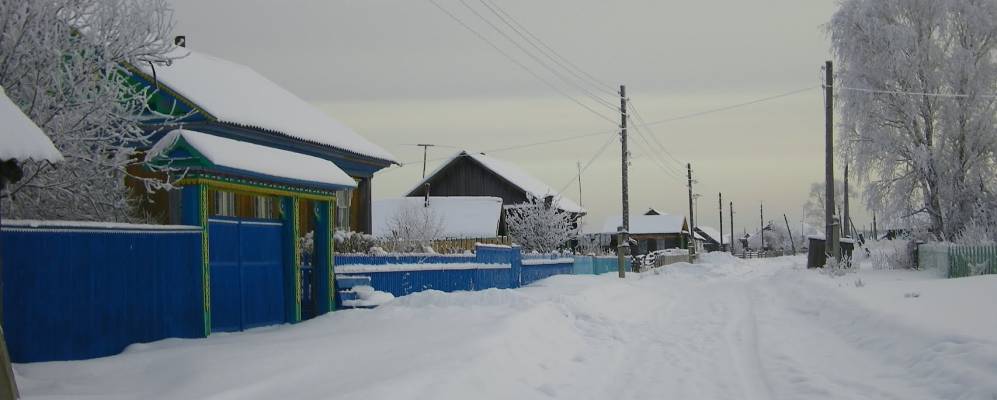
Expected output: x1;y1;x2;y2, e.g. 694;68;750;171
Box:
406;151;585;234
601;212;689;255
124;45;395;334
128;46;396;233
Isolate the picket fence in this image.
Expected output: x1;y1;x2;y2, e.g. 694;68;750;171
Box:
919;243;997;278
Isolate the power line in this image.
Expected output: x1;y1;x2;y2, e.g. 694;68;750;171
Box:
638;86;819;127
456;0;619;112
627;101;686;170
425;0;617;124
477;0;618;97
627;116;684;180
557;132;618;194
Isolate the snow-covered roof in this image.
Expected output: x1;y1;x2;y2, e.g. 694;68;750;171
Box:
137;48;395;164
600;214;687;235
148;129;356;190
0;87;62;163
412;151;585;214
372;196;503;238
695;226;723;243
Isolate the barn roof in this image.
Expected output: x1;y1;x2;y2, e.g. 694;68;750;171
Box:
372;196;503;238
411;150;585;214
694;226;723;243
0;87;62;163
147;129;356;191
136;48;395;164
600;214;687;235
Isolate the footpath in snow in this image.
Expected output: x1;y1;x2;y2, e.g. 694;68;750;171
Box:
14;253;997;400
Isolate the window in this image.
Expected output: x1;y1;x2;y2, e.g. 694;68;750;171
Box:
213;190;235;217
335;189;352;230
254;196;275;219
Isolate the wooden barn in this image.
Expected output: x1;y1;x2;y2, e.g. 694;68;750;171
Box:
406;151;585;234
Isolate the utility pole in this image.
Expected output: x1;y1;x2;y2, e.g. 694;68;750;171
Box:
620;85;630;232
873;212;878;241
843;164;851;238
824;60;839;262
729;201;734;254
577;161;583;207
618;85;629;278
760;202;765;250
687;163;696;258
784;214;797;254
719;192;724;252
417;144;435;179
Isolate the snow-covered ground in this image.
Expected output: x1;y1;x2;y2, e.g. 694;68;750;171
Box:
15;252;997;399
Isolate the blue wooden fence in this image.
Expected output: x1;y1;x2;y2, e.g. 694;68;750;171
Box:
334;245;584;297
1;222;205;363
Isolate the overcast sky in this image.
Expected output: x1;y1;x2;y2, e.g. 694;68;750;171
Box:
167;0;865;235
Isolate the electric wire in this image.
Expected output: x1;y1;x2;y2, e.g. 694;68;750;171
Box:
425;0;617;124
477;0;618;97
557;132;618;194
836;85;997;99
456;0;619;112
638;86;819;127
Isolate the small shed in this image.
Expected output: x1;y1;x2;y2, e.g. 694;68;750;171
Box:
694;226;724;252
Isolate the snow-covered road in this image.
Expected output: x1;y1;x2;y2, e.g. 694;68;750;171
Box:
15;253;997;399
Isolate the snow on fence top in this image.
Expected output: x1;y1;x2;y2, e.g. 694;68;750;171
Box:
412;151;585;214
148;129;357;189
0;87;62;163
372;196;503;238
600;214;686;235
137;48;395;163
0;219;200;233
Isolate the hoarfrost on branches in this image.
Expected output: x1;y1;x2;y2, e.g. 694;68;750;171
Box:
383;204;445;253
0;0;182;221
505;195;580;254
829;0;997;240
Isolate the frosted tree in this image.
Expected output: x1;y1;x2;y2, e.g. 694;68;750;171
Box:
506;195;580;253
802;180;854;227
383;204;445;253
0;0;180;221
829;0;997;240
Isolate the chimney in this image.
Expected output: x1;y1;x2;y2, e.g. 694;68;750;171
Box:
174;35;186;47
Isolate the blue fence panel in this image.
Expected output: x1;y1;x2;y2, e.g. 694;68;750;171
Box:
335;254;476;266
572;256;594;275
208;220;241;332
1;223;204;363
591;257;631;274
521;262;574;285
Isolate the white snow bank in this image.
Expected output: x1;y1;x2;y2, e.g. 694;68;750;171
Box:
0;87;62;163
138;48;395;163
148;129;356;188
342;285;394;307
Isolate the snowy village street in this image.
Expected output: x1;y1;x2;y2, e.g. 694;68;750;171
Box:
14;254;997;400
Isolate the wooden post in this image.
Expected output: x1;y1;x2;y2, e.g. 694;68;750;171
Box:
844;164;851;238
729;201;734;254
687;163;696;257
824;60;839;261
760;202;765;250
719;192;724;251
617;226;627;278
620;85;630;233
784;214;797;255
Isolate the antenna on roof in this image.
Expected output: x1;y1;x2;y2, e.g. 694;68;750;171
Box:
174;35;186;48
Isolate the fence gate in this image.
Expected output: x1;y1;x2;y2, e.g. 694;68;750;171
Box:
208;218;286;332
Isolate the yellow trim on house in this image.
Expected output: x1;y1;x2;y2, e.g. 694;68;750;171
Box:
177;177;335;202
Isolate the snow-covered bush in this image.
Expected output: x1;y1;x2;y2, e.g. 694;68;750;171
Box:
870;240;916;270
0;0;182;221
382;204;444;253
334;230;380;254
505;195;580;254
830;0;997;240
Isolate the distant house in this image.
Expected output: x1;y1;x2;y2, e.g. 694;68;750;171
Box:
601;212;690;255
694;226;724;252
129;46;396;233
372;196;503;239
406;151;585;234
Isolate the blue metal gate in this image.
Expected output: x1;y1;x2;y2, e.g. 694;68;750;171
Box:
208;218;285;332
